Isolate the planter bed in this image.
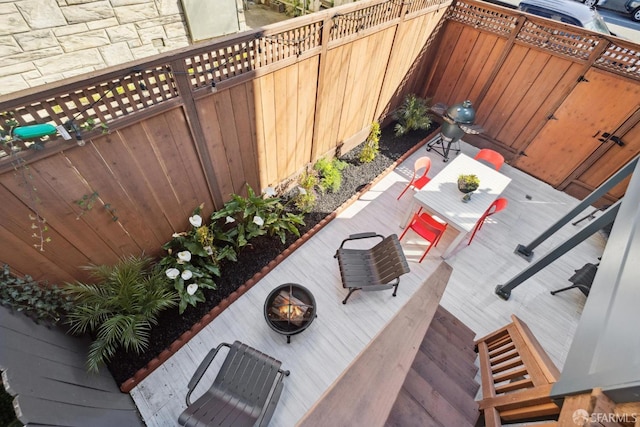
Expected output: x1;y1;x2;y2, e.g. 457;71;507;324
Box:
112;126;439;391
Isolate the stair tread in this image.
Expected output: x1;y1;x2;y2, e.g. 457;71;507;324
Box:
433;306;476;340
402;369;479;426
410;351;480;420
424;322;478;364
386;305;481;427
429;314;478;357
421;329;479;378
385;388;444;427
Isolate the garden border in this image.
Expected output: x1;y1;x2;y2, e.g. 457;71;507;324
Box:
120;130;437;392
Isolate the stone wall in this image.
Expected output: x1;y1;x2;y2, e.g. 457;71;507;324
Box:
0;0;243;96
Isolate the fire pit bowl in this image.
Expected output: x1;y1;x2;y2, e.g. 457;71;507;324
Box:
264;283;317;343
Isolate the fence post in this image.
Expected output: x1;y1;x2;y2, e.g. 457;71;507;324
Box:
170;59;225;209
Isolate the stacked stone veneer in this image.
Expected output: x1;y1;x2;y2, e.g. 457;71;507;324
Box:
0;0;193;95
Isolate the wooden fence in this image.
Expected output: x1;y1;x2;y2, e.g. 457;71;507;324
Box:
419;0;640;204
1;0;639;284
0;0;449;283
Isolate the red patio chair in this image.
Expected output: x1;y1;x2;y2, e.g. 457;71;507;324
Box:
468;197;508;245
399;211;447;262
397;157;432;200
474;149;504;171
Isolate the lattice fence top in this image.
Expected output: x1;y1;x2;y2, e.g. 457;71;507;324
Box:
407;0;448;15
330;1;403;41
517;20;600;61
185;22;324;89
596;43;640;79
1;66;176;157
447;1;518;36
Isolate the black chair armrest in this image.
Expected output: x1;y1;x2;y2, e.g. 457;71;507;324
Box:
185;342;230;406
335;232;384;254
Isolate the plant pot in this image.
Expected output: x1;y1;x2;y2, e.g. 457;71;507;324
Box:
457;179;479;194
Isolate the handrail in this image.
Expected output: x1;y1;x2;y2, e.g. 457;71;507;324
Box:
475;315;560;426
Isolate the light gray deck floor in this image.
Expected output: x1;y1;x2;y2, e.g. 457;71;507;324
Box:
130;138;607;426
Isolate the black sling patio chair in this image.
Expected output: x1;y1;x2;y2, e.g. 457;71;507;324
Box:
550;262;599;297
334;232;410;304
178;341;289;427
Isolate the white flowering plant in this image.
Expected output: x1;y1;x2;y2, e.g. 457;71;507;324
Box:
160;204;236;313
211;185;305;248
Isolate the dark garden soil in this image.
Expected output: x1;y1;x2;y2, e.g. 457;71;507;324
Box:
108;125;435;386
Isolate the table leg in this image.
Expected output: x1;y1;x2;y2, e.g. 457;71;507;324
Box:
440;229;467;259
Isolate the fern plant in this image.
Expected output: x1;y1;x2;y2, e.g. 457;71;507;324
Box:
393;94;432;136
314;157;347;193
359;121;381;163
65;255;178;372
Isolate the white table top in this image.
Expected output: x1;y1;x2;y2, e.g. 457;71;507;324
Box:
413;153;512;233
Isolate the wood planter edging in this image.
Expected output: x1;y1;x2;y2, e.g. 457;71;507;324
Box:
119;131;436;393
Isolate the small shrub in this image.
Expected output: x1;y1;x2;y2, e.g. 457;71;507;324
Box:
294;171;318;213
314;157;347;193
0;264;72;324
393;94;432;136
211;185;305;248
359;121;381;163
65;255;178;372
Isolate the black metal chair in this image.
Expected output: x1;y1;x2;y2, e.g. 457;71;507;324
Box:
334;233;410;304
550;263;599;297
179;341;289;427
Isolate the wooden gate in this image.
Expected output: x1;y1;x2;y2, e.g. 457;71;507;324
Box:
512;69;640;196
559;107;640;204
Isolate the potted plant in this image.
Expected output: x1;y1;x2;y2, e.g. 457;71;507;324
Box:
457;174;480;201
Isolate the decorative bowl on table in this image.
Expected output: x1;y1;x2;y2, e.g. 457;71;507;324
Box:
458;174;480;202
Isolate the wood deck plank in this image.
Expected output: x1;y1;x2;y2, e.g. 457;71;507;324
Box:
130;140;605;426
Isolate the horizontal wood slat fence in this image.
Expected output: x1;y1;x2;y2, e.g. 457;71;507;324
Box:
0;0;449;283
1;0;639;284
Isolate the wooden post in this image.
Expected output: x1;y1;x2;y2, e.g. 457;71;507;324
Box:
170;59;225;209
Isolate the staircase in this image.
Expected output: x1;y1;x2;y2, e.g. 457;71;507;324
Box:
385;305;480;427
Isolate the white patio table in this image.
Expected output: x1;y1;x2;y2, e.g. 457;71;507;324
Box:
400;153;512;258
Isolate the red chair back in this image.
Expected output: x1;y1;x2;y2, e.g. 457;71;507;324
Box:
399;211;447;262
468;198;508;245
474;149;504;171
397;157;432;200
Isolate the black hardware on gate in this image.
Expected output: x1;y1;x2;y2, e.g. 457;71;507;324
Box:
577;75;589;83
547;114;558;120
598;132;625;146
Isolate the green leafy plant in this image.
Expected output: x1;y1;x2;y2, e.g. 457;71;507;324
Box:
161;205;233;314
314;157;347;193
285;0;303;16
393;94;432;136
80;117;109;134
457;174;480;192
294;170;318;213
65;255;178;372
0;264;73;324
211;185;305;248
359;121;381;163
1;116;51;251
